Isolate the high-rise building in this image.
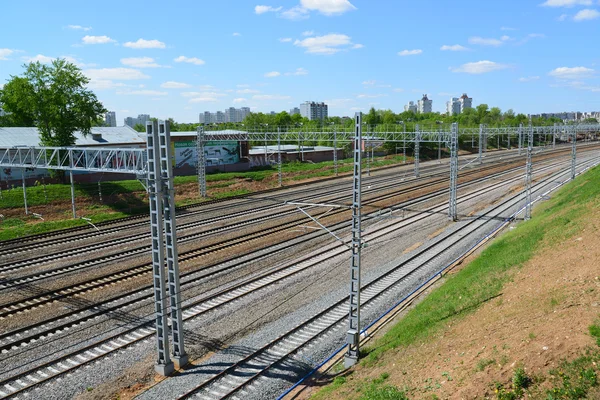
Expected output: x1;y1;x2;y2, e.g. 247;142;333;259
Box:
124;114;151;128
240;107;251;121
104;111;117;127
299;101;328;121
404;101;417;113
417;94;432;114
225;107;238;123
459;93;473;113
446;98;461;116
290;107;300;116
199;107;251;124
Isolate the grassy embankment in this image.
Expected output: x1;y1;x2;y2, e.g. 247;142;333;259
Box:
0;155;409;240
312;165;600;399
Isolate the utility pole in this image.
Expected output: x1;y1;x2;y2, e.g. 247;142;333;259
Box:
518;123;523;156
196;126;206;198
277;128;282;187
345;112;363;368
571;127;577;180
146;121;173;376
158;120;188;369
414;124;420;178
333;128;338;176
525;125;533;220
449;123;459;221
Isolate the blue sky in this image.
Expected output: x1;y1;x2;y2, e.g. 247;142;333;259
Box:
1;0;599;123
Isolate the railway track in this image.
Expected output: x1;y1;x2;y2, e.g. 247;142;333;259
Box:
0;154;596;399
175;156;599;400
0;143;586;255
0;155;540;280
0;156;562;314
2;144;593;280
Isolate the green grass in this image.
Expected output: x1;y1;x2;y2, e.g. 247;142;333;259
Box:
312;372;408;400
361;165;600;367
312;165;600;399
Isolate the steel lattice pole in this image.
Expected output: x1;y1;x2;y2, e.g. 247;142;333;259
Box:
518;124;523;156
414;124;420;178
525;125;534;221
146;121;173;376
333;128;338;176
345;112;362;368
572;127;577;180
196;126;206;198
402;123;406;164
22;168;28;215
478;124;484;164
158;120;188;369
277;128;282;187
449;123;459;221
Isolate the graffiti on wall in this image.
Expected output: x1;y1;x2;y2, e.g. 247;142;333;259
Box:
173;141;240;168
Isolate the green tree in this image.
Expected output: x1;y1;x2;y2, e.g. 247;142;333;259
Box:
0;59;105;146
133;123;145;132
0;77;36;126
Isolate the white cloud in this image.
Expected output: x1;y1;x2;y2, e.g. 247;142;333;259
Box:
84;67;150;80
294;33;357;54
468;36;509;46
174;55;205;65
161;81;192;89
123;38;166;49
362;80;376;85
120;57;165;68
548;66;595;79
519;76;541;82
255;5;283;14
541;0;592;7
279;37;292;42
440;44;469;51
264;71;281;78
117;90;168;96
284;67;308;76
86;80;129;90
280;6;310;20
67;25;92;31
300;0;357;15
573;8;600;20
450;60;510;74
237;84;251;88
302;30;315;36
82;35;116;45
398;49;422;56
181;91;225;98
558;13;569;20
352;43;364;49
237;88;261;94
232;32;242;36
233;98;247;103
0;49;15;60
393;88;404;92
252;94;292;100
357;93;388;98
189;97;219;103
23;54;55;63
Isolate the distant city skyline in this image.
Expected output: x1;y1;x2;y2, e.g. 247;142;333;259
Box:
6;0;593;122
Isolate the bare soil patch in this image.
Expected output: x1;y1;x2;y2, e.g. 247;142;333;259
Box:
314;206;600;399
